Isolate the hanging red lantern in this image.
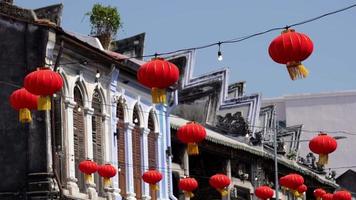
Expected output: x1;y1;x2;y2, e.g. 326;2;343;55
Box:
177;121;206;155
179;177;198;198
24;68;63;110
284;174;304;190
295;184;307;197
9;88;38;123
268;29;313;80
209;174;231;197
322;193;334;200
333;190;352;200
79;160;98;184
98;164;117;187
137;58;179;104
314;188;326;200
255;185;274;200
142;170;163;191
309;132;337;167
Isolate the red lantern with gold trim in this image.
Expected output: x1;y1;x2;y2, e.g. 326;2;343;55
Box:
209;174;231;197
137;58;179;104
333;190;352;200
24;68;63;110
177;121;207;155
322;193;334;200
295;184;307;197
179;177;198;198
79;160;98;184
309;132;337;167
142;170;163;191
255;185;274;200
98;164;117;187
268;29;313;80
314;188;326;200
9;88;38;123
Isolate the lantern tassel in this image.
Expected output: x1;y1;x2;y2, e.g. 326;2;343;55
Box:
38;96;51;111
187;143;199;155
84;174;93;184
150;184;159;191
183;191;194;198
293;190;301;197
151;88;166;104
317;154;328;166
317;197;322;200
19;108;32;123
286;61;309;80
103;178;111;187
217;188;228;197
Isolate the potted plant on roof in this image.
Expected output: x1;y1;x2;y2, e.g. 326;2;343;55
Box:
86;3;121;49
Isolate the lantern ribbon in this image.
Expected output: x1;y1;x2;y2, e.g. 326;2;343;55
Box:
84;174;93;184
317;154;328;166
286;61;309;80
217;188;228;197
38;96;51;111
183;191;194;198
19;108;32;123
187;143;199;155
151;88;166;104
103;178;111;187
150;184;159;191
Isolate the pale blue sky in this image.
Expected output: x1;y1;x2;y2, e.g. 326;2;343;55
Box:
16;0;356;97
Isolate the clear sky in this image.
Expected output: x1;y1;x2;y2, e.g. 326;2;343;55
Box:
15;0;356;98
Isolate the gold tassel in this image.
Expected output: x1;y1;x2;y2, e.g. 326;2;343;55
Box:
19;108;32;123
38;96;51;110
84;174;93;184
293;190;301;197
187;143;199;155
317;154;328;167
150;184;159;191
286;61;309;80
217;188;228;197
184;191;194;198
103;178;111;187
151;88;166;104
317;197;322;200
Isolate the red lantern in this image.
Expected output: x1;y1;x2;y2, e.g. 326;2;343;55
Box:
314;188;326;200
179;177;198;198
24;68;63;110
284;174;304;190
309;132;337;167
255;185;274;200
98;164;117;187
79;160;98;184
322;193;334;200
268;29;313;80
142;170;163;191
9;88;38;123
333;190;352;200
295;184;307;197
137;58;179;104
209;174;231;197
177;121;206;155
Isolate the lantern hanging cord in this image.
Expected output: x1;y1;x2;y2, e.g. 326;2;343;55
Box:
127;2;356;60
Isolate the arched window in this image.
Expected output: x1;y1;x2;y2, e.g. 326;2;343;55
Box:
117;99;126;197
73;86;85;192
92;89;104;195
132;104;142;199
148;110;157;200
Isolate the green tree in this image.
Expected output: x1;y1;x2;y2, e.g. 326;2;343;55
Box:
86;3;121;49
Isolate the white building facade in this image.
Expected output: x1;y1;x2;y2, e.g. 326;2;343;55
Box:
263;91;356;176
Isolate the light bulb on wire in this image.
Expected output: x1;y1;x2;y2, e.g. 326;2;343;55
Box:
217;42;223;61
95;69;101;79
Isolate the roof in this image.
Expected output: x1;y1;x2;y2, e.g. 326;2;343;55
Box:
170;115;338;187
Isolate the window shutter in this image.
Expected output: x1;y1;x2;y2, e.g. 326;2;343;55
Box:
73;86;85;193
132;106;142;199
117;102;126;197
92;90;104;196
